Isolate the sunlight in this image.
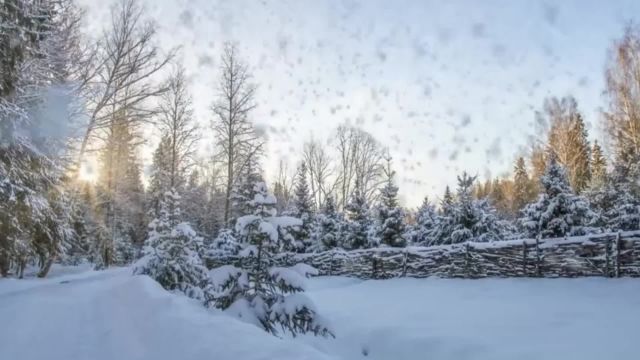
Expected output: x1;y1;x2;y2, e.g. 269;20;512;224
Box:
78;161;97;183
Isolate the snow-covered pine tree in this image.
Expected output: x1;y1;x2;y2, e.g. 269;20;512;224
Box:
521;155;595;238
602;161;640;231
205;228;242;261
291;162;315;251
450;172;503;243
0;0;83;277
133;189;212;302
377;158;406;247
230;152;263;228
431;173;505;244
345;182;371;249
312;195;343;250
210;182;332;337
411;197;437;245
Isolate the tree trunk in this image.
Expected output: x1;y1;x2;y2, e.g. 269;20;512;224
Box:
37;257;54;278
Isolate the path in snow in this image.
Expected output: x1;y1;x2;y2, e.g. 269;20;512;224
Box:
0;268;333;360
298;276;640;360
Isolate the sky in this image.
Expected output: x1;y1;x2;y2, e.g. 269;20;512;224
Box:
78;0;640;207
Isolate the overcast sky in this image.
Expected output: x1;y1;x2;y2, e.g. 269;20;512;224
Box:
79;0;640;207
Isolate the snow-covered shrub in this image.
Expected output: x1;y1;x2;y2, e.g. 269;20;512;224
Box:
209;182;333;337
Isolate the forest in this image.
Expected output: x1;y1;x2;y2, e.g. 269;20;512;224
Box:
3;0;640;341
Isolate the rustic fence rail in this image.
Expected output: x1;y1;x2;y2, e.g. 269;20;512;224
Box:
206;231;640;279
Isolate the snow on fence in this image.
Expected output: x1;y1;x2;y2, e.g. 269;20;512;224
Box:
206;231;640;279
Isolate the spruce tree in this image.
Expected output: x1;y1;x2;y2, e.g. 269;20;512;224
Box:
521;155;595;238
312;195;343;250
291;162;315;251
411;197;437;245
512;156;534;215
210;182;332;337
345;183;371;249
133;189;212;302
377;159;406;247
590;141;607;188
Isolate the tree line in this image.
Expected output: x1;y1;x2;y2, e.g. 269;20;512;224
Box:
2;0;640;283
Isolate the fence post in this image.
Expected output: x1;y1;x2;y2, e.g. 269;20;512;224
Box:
328;252;334;276
464;242;471;278
402;250;408;277
605;236;611;278
522;241;528;276
616;231;621;278
535;234;542;277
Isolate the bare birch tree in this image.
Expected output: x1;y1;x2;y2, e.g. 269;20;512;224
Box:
211;42;263;225
77;0;174;170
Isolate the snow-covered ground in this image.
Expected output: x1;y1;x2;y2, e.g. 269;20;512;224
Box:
300;276;640;360
2;267;639;360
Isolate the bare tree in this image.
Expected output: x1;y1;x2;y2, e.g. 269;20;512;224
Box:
538;96;591;192
211;42;263;225
603;24;640;166
333;125;385;209
272;159;295;214
303;138;334;209
157;64;199;190
77;0;175;171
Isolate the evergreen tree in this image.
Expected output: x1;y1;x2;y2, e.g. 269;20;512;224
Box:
377;159;406;247
312;195;343;250
590;141;607;188
210;182;332;337
291;162;315;251
432;173;505;244
512;156;534;215
344;183;371;249
230;152;263;226
521;155;595;238
0;0;82;277
411;197;437;245
133;189;212;302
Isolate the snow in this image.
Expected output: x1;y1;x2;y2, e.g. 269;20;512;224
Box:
296;276;640;360
209;264;243;287
0;267;334;360
270;266;308;289
2;265;640;360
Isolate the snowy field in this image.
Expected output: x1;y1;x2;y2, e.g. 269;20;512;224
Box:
1;267;640;360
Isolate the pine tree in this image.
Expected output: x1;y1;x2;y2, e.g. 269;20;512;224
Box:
210;181;332;337
590;141;607;188
345;183;371;249
521;155;595;238
291;162;315;251
411;197;437;245
230;152;263;227
512;156;534;215
133;189;212;302
312;195;343;250
0;0;83;277
431;173;505;244
377;158;406;247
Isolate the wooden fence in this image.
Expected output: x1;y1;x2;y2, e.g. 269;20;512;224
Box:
206;231;640;279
